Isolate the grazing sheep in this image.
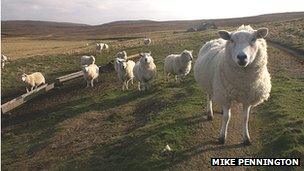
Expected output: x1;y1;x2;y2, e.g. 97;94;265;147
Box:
1;54;8;69
194;25;271;145
164;50;193;81
83;64;99;87
96;43;104;52
81;55;95;66
21;72;46;92
114;51;128;72
103;43;109;50
144;38;151;46
133;53;156;91
115;58;135;90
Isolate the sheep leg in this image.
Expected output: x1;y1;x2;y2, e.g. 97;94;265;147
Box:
26;87;29;93
242;105;252;145
138;82;141;91
31;86;34;91
206;94;214;121
219;105;231;144
91;79;94;87
86;81;90;88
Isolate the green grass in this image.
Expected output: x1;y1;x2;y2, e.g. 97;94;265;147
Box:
1;27;304;170
256;68;304;162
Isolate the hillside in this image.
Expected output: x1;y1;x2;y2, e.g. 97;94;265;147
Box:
2;12;304;39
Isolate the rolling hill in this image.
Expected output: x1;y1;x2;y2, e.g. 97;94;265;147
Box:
2;12;304;39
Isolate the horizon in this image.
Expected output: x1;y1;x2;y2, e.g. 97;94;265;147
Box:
2;0;304;25
2;11;304;26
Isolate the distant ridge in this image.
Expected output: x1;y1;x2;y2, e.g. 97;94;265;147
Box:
2;12;304;38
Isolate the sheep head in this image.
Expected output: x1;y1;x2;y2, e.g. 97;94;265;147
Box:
219;25;268;68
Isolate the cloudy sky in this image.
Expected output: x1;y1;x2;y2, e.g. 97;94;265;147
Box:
1;0;304;25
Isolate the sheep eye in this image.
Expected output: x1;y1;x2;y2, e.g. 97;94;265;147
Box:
251;37;257;43
230;39;234;43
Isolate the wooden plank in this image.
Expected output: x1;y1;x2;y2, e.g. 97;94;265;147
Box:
56;71;83;84
127;53;140;60
1;83;55;114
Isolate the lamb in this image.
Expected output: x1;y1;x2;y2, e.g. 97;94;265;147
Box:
133;53;157;91
116;51;127;60
21;72;46;92
194;25;271;145
115;58;135;90
81;55;95;66
143;38;151;46
1;54;8;69
82;64;99;87
164;50;193;81
114;51;128;72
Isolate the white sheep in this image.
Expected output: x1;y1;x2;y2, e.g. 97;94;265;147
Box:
133;53;156;91
103;43;109;50
144;38;151;46
81;55;95;66
114;51;128;72
83;64;99;87
115;58;135;90
21;72;46;92
164;50;193;81
96;43;104;52
1;54;8;69
194;25;271;145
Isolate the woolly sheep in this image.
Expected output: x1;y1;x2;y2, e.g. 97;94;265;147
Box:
21;72;46;92
115;58;135;90
81;55;95;66
133;53;156;91
194;25;271;145
144;38;151;46
96;43;104;52
164;50;193;81
114;51;128;72
83;64;99;87
1;54;8;69
103;43;109;50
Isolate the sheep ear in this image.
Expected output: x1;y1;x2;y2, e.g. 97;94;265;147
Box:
148;51;151;55
256;28;268;39
139;53;144;57
218;30;231;40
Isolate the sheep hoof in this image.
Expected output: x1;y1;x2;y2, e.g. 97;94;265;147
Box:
243;139;251;146
218;137;225;144
207;115;213;121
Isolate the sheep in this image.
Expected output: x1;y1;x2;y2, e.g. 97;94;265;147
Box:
115;58;135;90
194;25;271;145
103;43;109;50
81;55;95;66
133;53;157;91
96;43;104;52
1;54;8;69
82;64;99;87
116;51;127;60
114;51;128;72
164;50;193;82
21;72;46;93
143;38;151;46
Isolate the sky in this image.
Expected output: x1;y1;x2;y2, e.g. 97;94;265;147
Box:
1;0;304;25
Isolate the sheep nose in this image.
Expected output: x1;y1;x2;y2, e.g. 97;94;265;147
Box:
237;54;247;61
145;58;148;62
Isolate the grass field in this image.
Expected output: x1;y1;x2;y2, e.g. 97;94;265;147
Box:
1;19;304;170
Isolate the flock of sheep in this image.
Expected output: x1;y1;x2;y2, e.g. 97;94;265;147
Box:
3;26;272;145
